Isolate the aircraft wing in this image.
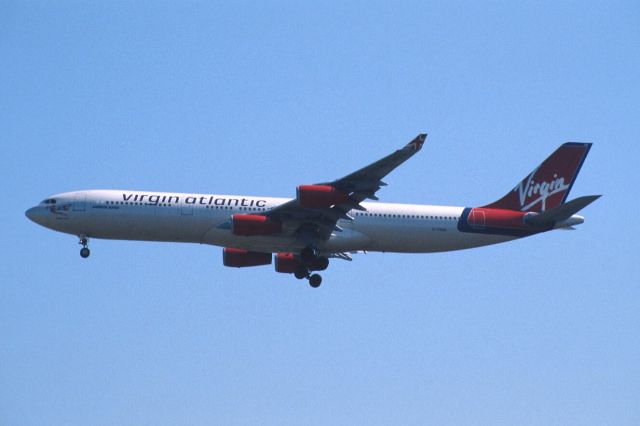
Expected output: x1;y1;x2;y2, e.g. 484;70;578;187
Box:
265;134;427;240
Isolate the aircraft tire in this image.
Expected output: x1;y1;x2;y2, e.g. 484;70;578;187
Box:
309;274;322;288
294;266;308;280
80;247;90;258
312;257;329;271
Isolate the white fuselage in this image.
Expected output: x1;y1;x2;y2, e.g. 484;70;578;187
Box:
26;189;515;254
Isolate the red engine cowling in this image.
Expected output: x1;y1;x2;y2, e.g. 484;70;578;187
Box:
231;214;282;236
223;248;272;267
297;185;349;208
274;252;301;273
468;208;529;229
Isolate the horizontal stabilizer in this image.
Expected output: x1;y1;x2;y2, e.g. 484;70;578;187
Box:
525;195;601;226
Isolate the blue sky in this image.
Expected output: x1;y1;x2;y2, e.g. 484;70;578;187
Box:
2;1;639;425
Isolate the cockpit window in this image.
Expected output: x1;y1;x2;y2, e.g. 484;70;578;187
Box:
41;199;57;204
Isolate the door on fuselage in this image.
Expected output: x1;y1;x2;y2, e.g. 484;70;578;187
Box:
181;201;193;216
73;193;86;212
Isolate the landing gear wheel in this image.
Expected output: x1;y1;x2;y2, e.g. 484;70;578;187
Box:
78;235;90;258
294;266;308;280
312;257;329;271
309;274;322;288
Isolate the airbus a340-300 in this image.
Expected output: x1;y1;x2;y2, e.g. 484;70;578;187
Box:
26;134;599;287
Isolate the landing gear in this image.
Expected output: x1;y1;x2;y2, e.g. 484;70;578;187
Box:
309;274;322;288
312;256;329;271
293;267;323;287
294;266;308;280
296;246;327;287
300;246;317;263
79;235;90;258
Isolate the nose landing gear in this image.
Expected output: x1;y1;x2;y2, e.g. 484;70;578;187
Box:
79;236;90;258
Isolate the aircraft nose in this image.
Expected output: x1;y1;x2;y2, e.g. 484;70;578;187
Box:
25;206;45;225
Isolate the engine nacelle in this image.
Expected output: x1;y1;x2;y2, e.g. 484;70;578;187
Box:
467;208;529;229
223;248;272;267
274;252;301;273
297;185;349;209
231;214;282;236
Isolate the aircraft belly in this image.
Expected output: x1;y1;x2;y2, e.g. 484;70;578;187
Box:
324;228;371;252
79;209;214;243
202;228;302;253
352;221;514;253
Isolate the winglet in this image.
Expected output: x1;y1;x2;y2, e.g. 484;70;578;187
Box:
405;133;427;151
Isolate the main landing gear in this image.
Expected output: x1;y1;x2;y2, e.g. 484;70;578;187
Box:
294;265;323;288
309;274;322;288
295;246;328;288
79;235;90;258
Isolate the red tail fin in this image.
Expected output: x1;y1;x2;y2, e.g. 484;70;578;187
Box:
483;143;592;212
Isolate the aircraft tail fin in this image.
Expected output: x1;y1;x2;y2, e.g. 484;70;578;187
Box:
482;142;592;212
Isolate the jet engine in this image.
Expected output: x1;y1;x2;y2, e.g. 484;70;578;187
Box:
297;185;349;208
274;252;300;273
223;248;272;267
231;214;282;236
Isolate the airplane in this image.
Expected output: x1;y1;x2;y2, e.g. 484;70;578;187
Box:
25;134;599;288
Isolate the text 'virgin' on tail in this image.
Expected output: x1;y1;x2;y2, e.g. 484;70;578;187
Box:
483;142;592;212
